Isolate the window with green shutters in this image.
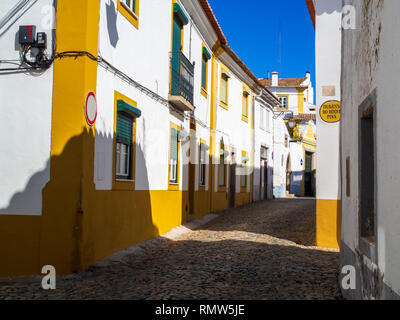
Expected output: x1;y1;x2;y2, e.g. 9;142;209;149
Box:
124;0;137;14
169;128;179;184
201;55;207;91
116;112;134;180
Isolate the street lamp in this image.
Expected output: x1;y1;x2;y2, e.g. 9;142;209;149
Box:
288;120;296;129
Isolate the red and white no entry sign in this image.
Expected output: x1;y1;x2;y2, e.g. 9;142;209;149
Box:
85;92;97;126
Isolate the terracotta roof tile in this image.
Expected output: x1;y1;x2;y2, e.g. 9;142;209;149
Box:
259;77;308;88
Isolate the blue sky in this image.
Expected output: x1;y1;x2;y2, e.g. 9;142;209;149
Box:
208;0;315;88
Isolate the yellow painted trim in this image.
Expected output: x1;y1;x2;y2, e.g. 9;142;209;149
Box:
219;63;230;109
277;94;289;111
297;88;306;114
112;91;137;191
117;0;139;29
209;54;217;208
168;122;181;191
316;199;341;249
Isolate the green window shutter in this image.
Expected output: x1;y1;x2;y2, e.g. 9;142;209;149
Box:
116;113;133;144
173;3;189;26
201;56;207;90
170;128;179;161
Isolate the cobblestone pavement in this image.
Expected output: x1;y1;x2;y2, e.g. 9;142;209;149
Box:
0;199;342;300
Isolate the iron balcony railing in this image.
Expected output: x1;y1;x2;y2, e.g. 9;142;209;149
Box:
170;51;194;106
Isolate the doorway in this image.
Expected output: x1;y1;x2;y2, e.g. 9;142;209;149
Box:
304;151;315;197
229;148;236;208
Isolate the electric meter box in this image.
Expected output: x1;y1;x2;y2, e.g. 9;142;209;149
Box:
19;25;36;45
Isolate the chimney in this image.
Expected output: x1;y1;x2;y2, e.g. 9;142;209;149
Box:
306;71;311;79
272;72;278;86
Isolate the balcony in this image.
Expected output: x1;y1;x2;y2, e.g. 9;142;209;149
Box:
169;51;195;112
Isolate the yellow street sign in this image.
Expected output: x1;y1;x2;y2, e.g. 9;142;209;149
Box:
320;100;341;123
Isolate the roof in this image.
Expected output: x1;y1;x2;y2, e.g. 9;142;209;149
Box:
259;77;308;88
305;0;315;29
292;113;316;121
197;0;280;104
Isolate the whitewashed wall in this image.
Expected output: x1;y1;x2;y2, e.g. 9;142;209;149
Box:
315;0;342;201
253;97;274;201
0;0;55;215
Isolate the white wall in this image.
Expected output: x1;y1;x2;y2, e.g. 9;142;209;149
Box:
315;0;342;200
253;97;274;201
0;0;55;215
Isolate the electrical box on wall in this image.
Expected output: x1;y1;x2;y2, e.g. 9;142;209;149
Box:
19;25;36;45
36;32;47;48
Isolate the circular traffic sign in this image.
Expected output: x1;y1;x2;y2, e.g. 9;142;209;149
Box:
85;92;97;126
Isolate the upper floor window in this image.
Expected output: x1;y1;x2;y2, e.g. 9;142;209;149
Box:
201;46;211;97
124;0;137;15
242;91;249;121
278;96;288;110
118;0;140;28
219;67;230;109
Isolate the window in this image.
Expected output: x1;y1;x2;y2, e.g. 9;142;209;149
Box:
199;142;207;186
220;73;229;107
242;92;249;120
218;143;226;187
118;0;139;28
169;127;180;185
260;108;265;130
360;105;375;243
201;55;208;91
116;112;134;180
278;96;288;110
201;46;211;97
265;110;270;131
124;0;137;14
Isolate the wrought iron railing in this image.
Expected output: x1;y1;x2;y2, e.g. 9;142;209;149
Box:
170;51;194;106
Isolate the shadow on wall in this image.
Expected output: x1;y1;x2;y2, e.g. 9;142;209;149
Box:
106;0;119;48
315;0;342;15
0;128;159;276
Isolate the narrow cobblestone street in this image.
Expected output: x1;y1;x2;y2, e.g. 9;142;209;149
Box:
0;199;342;300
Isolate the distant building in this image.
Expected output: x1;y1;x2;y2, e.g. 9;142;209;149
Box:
260;73;317;198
